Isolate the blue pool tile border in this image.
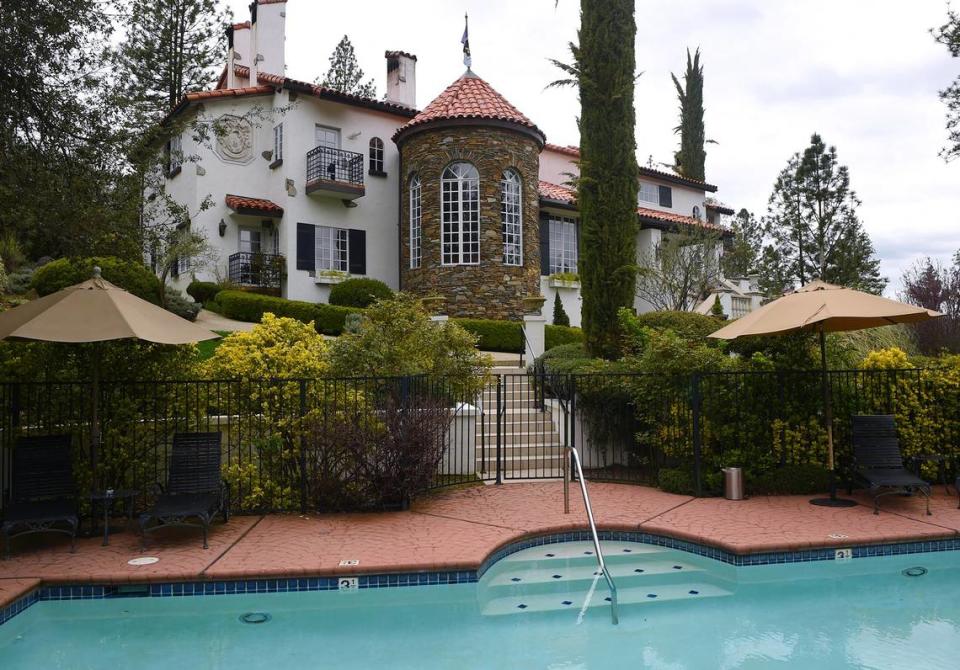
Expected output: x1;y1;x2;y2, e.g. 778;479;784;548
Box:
3;532;959;627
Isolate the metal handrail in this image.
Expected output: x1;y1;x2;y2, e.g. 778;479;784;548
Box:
567;444;619;625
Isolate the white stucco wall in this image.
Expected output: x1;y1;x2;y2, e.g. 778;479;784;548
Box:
539;148;578;185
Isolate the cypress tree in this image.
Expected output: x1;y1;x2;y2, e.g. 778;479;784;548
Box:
671;48;707;182
576;0;639;358
552;293;571;327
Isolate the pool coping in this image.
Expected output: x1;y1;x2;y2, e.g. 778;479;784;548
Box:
4;528;960;627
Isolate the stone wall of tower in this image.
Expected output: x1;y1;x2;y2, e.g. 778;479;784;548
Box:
398;126;542;320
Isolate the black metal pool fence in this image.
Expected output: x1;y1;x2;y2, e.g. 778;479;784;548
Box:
0;368;955;513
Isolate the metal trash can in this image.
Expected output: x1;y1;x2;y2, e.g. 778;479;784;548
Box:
723;467;744;500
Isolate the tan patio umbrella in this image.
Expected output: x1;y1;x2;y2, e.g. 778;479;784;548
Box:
0;267;219;478
708;281;940;506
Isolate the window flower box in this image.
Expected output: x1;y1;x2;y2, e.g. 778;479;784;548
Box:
548;273;581;289
314;270;349;285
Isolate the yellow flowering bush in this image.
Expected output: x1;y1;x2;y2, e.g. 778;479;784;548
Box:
205;312;328;380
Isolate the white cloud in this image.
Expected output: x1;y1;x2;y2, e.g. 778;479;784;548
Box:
225;0;960;293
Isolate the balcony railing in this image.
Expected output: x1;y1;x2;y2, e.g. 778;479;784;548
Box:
228;252;284;290
305;145;365;199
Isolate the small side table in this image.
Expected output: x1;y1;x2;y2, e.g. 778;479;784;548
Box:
88;489;139;546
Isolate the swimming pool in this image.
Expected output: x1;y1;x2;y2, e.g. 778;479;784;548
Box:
2;539;958;669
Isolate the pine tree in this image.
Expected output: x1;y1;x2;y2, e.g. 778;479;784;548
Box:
115;0;229;127
671;48;707;182
552;293;571;327
319;35;377;98
557;0;638;358
932;6;960;160
763;134;886;294
721;208;762;278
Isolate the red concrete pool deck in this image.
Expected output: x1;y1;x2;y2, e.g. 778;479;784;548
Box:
1;481;958;609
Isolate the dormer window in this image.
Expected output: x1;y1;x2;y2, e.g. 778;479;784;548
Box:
369;137;385;176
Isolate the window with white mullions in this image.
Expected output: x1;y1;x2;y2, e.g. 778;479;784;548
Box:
500;170;523;266
273;124;283;162
316;225;349;272
409;173;422;269
441;162;480;265
369;137;384;174
549;216;578;274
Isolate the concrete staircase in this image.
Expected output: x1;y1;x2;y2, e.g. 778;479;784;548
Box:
478;540;735;617
476;367;565;479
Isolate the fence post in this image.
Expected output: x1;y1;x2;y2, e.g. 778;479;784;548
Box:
298;379;308;515
691;373;703;497
495;375;502;485
569;375;577;484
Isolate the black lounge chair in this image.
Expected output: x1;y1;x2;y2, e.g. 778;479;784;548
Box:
139;432;229;550
2;435;79;560
852;415;931;516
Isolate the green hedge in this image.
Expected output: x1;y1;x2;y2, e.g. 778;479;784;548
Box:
215;290;361;335
31;257;162;304
186;281;220;305
546;324;584;350
328;278;394;308
453;319;584;353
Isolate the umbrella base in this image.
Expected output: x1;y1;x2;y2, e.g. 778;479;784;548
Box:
809;497;858;508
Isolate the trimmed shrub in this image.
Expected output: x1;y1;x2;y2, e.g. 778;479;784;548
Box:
31;257;162;304
454;318;522;352
546;324;584;350
622;309;723;342
328;277;394;308
214;290;361;335
164;288;201;321
552;293;570;327
6;268;34;295
748;464;833;495
186;281;221;305
657;467;696;495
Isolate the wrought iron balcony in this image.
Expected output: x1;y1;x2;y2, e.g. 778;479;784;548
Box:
305;145;365;200
228;252;284;290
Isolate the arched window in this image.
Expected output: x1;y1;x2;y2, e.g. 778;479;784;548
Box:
369;137;384;174
692;205;702;220
441;162;480;265
500;170;523;266
409;173;422;269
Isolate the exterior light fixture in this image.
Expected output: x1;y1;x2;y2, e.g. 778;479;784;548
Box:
218;219;227;237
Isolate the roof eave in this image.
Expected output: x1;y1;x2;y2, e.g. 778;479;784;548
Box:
393;116;546;148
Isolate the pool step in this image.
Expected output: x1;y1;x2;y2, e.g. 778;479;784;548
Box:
478;540;735;617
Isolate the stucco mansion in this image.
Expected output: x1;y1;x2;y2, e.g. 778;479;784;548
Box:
157;0;738;326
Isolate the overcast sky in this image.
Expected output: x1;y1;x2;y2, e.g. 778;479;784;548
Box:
227;0;959;295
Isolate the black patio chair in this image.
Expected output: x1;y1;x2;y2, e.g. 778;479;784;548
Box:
2;435;79;560
852;415;931;516
139;432;229;550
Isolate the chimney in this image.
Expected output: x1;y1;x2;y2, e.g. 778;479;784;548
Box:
248;2;259;84
225;26;236;88
253;0;287;80
385;51;417;108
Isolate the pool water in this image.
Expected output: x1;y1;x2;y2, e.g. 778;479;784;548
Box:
2;540;958;669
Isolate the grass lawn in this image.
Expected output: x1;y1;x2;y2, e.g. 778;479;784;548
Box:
196;330;232;361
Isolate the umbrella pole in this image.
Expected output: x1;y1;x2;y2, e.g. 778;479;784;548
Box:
811;326;857;507
91;344;101;491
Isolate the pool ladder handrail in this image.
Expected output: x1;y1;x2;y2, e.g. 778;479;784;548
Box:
566;445;619;625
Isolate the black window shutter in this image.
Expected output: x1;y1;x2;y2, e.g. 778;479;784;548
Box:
348;229;366;275
574;219;581;274
658;185;673;208
539;214;551;276
296;223;315;271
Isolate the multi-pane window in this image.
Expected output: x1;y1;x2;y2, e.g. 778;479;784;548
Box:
409;174;422;269
501;170;522;266
549;216;578;274
441;162;480;265
316;225;349;272
637;182;658;205
315;125;340;149
239;228;262;254
273;124;283;162
732;296;751;319
168;134;182;176
369;137;384;174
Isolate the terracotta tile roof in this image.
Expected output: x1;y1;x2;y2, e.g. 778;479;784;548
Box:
393;72;544;144
225;194;284;217
184;85;274;102
538;180;576;205
706;201;735;216
637;206;728;233
543;143;581;157
232;21;250;30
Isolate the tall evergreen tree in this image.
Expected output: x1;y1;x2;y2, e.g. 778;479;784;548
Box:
553;0;638;358
932;5;960;160
721;208;762;278
671;48;707;181
319;35;377;98
763;134;886;294
115;0;229;128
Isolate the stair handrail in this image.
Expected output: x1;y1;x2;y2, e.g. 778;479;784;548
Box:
567;444;619;625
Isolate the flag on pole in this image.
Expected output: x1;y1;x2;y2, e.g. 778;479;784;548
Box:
461;13;472;68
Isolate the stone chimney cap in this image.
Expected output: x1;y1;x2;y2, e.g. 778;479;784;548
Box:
385;50;418;61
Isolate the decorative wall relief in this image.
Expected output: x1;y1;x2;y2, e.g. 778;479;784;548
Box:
215;114;254;164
